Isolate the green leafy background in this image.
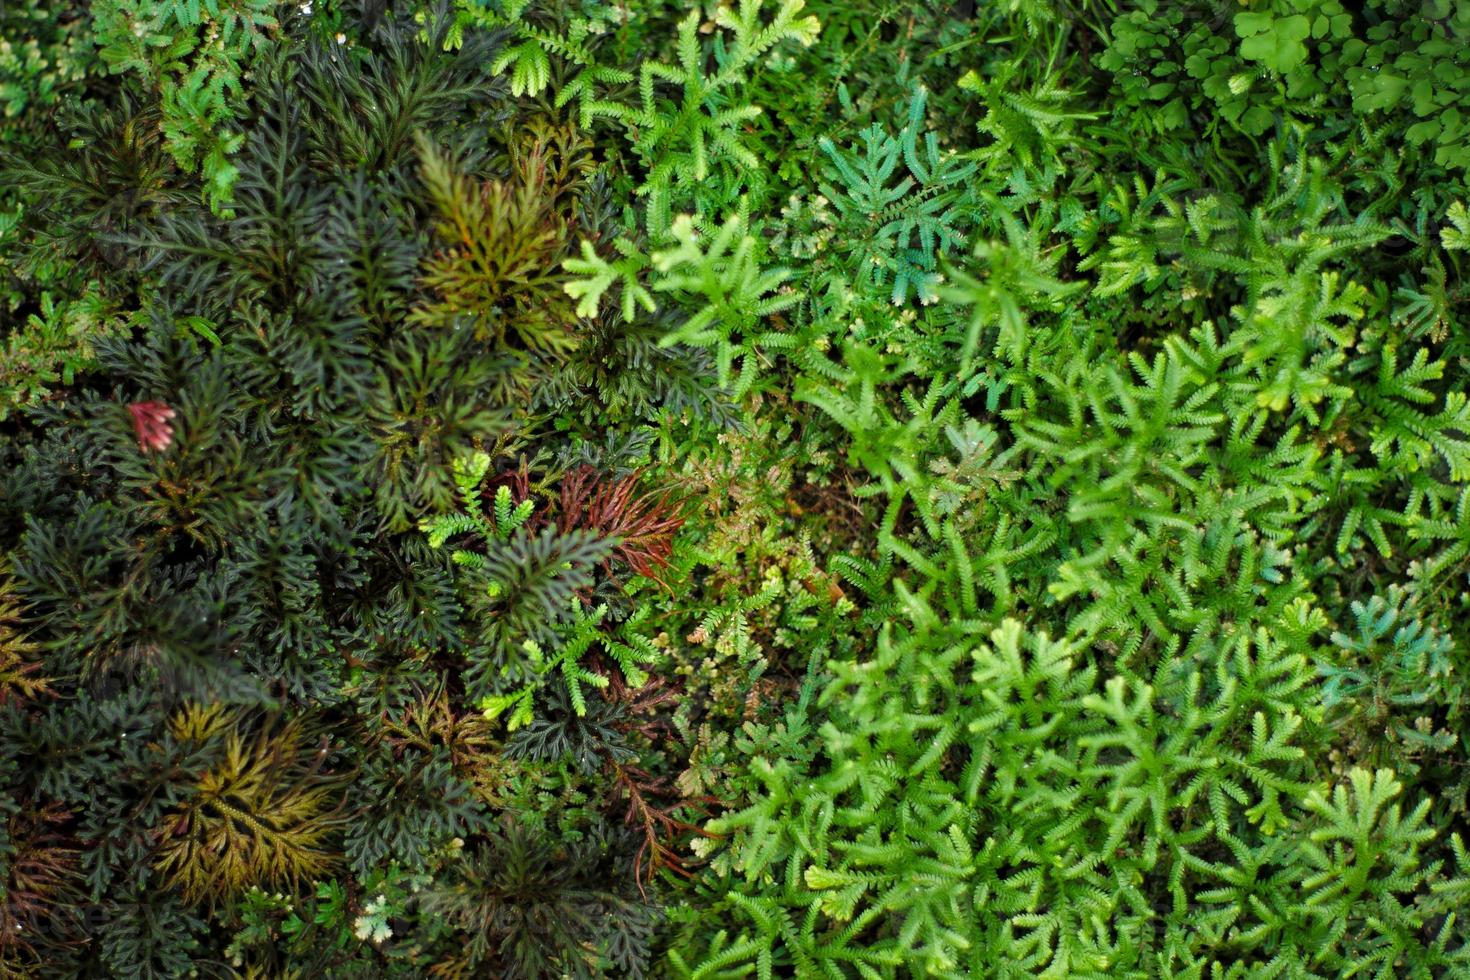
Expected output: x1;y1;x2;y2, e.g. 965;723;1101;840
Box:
2;0;1470;977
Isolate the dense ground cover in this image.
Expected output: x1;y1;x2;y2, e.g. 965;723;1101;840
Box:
2;0;1470;976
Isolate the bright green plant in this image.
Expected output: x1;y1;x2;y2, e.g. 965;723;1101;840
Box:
90;0;279;209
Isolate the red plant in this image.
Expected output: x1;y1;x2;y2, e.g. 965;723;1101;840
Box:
0;804;80;963
557;467;685;588
603;672;679;718
600;677;718;894
608;759;715;895
127;400;176;453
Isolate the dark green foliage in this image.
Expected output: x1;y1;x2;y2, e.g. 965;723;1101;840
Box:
0;2;711;974
423;817;656;978
506;685;636;774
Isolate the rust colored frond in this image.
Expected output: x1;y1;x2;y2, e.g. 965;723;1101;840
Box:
558;466;686;588
378;682;501;800
600;674;716;894
0;803;81;965
608;759;716;896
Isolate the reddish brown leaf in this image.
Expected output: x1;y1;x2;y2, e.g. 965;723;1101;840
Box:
557;466;685;588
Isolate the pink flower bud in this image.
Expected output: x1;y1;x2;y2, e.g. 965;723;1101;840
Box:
128;401;177;453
